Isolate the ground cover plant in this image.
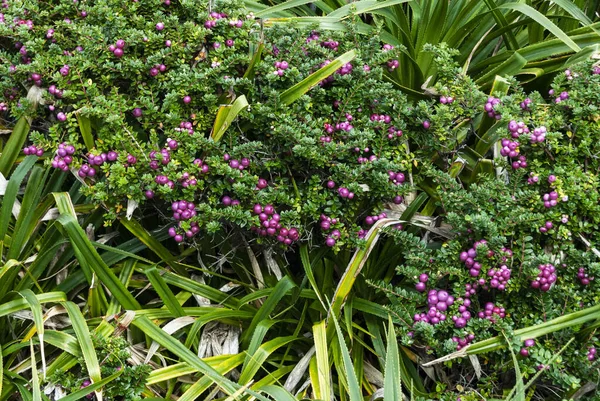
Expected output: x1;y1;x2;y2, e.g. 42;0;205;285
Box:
0;0;600;400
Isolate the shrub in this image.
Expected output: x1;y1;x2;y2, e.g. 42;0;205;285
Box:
379;59;600;398
1;0;416;251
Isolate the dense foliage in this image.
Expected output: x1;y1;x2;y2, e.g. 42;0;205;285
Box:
1;0;418;250
1;0;600;401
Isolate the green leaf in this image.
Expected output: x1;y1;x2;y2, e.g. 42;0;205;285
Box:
30;341;41;401
300;245;327;310
238;336;299;385
482;0;519;50
475;52;527;86
243;43;265;80
19;290;46;378
0;292;67;318
175;354;245;401
498;3;581;52
75;114;94;151
145;266;185;317
62;301;102;401
254;0;315;17
0;344;3;396
313;320;331;401
330;308;362;401
242;276;295;347
384;316;402;401
259;385;299;401
328;217;402;337
328;0;411;19
211;95;249;142
279;50;356;105
502;332;525;401
54;207;140;310
0;156;36;242
119;218;187;275
0;116;30;177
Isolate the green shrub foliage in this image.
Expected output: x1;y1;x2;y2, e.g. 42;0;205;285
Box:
1;0;600;398
1;0;415;251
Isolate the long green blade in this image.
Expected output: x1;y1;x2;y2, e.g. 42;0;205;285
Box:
383;316;402;401
145;266;185;317
279;50;356;105
62;301;102;401
211;95;249;142
53;193;140;310
498;3;581;52
0;116;30;176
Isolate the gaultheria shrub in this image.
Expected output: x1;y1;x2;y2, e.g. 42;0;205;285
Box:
1;0;416;250
378;59;600;399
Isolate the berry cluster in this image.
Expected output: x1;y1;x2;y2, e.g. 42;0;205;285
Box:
520;97;532;110
175;121;195;135
439;95;455;104
486;264;511;290
520;339;536;357
413;289;454;326
355;147;377;164
460;240;487;277
587;347;597;361
337;62;353;76
59;64;70;76
225;155;251;171
484;97;501;119
149;63;167;77
477;302;506;322
564;69;579;81
499;138;527;169
251;204;299;245
542;191;559;208
388;170;406;186
530;263;557;291
452;334;475;351
221;196;240;207
168;221;200;243
529;126;547;143
273;60;289;76
508;120;529;138
51;143;75;171
415;273;428;292
108;39;126;58
364;212;387;226
337;186;355;199
203;12;229;29
554;90;569;104
22;144;43;157
171;200;197;221
149;149;171;170
29;72;42;87
305;30;320;44
48;84;63;98
321;39;339;51
386;59;399;70
527;173;539;185
179;172;198;188
577;268;594;286
539;221;553;233
154;174;175;188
